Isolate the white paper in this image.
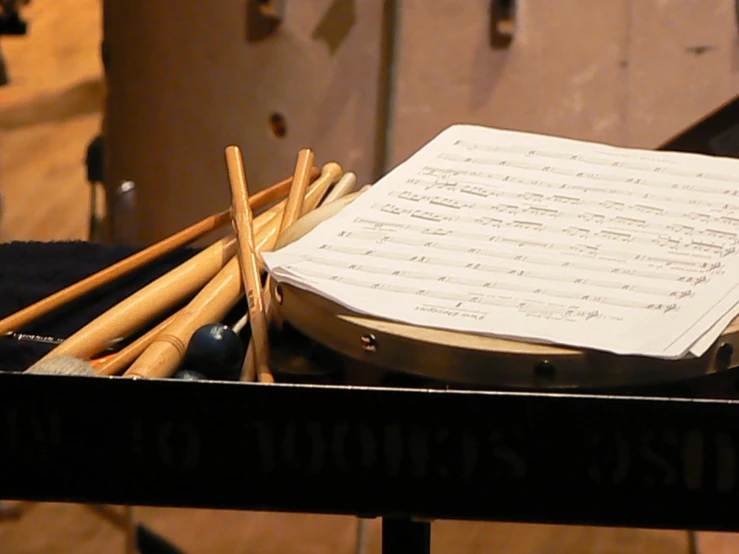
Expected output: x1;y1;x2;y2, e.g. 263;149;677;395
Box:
262;125;739;359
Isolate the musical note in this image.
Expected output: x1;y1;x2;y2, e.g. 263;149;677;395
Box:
460;184;495;198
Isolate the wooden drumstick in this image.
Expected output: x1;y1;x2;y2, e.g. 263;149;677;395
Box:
232;313;249;334
300;162;343;215
225;145;274;383
322;171;358;205
118;201;287;380
279;148;315;232
242;148;316;381
0;173;304;338
93;312;178;375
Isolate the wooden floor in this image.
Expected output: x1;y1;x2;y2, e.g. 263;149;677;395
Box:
0;0;101;243
1;1;739;553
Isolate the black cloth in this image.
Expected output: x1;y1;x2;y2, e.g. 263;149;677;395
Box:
0;241;200;372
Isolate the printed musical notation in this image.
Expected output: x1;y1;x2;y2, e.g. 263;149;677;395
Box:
262;124;739;359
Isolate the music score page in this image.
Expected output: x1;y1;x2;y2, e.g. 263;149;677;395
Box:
262;125;739;359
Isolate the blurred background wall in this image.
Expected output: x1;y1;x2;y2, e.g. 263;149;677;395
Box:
1;1;739;553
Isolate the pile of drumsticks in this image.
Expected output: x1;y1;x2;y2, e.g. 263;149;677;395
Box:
0;146;366;382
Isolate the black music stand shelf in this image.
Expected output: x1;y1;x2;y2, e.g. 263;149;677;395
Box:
2;371;739;554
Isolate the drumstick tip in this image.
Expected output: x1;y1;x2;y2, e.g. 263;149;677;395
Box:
225;146;249;188
321;162;343;180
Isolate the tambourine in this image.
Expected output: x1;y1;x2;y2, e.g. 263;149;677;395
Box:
270;198;739;391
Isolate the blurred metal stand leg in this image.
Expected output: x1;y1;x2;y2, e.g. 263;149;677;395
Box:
687;530;699;554
0;42;8;86
354;518;368;554
109;180;138;245
85;134;105;241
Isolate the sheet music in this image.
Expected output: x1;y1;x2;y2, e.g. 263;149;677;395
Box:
262;125;739;359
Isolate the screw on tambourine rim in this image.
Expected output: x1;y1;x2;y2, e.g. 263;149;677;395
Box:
534;359;556;380
361;334;377;352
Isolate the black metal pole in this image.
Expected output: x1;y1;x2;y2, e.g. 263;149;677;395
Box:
382;517;431;554
0;43;8;86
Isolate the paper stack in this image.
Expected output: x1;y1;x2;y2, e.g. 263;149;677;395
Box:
262;125;739;359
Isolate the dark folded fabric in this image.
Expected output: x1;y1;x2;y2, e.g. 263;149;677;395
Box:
0;241;200;372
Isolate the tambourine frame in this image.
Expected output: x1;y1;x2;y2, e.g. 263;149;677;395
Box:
271;280;738;390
